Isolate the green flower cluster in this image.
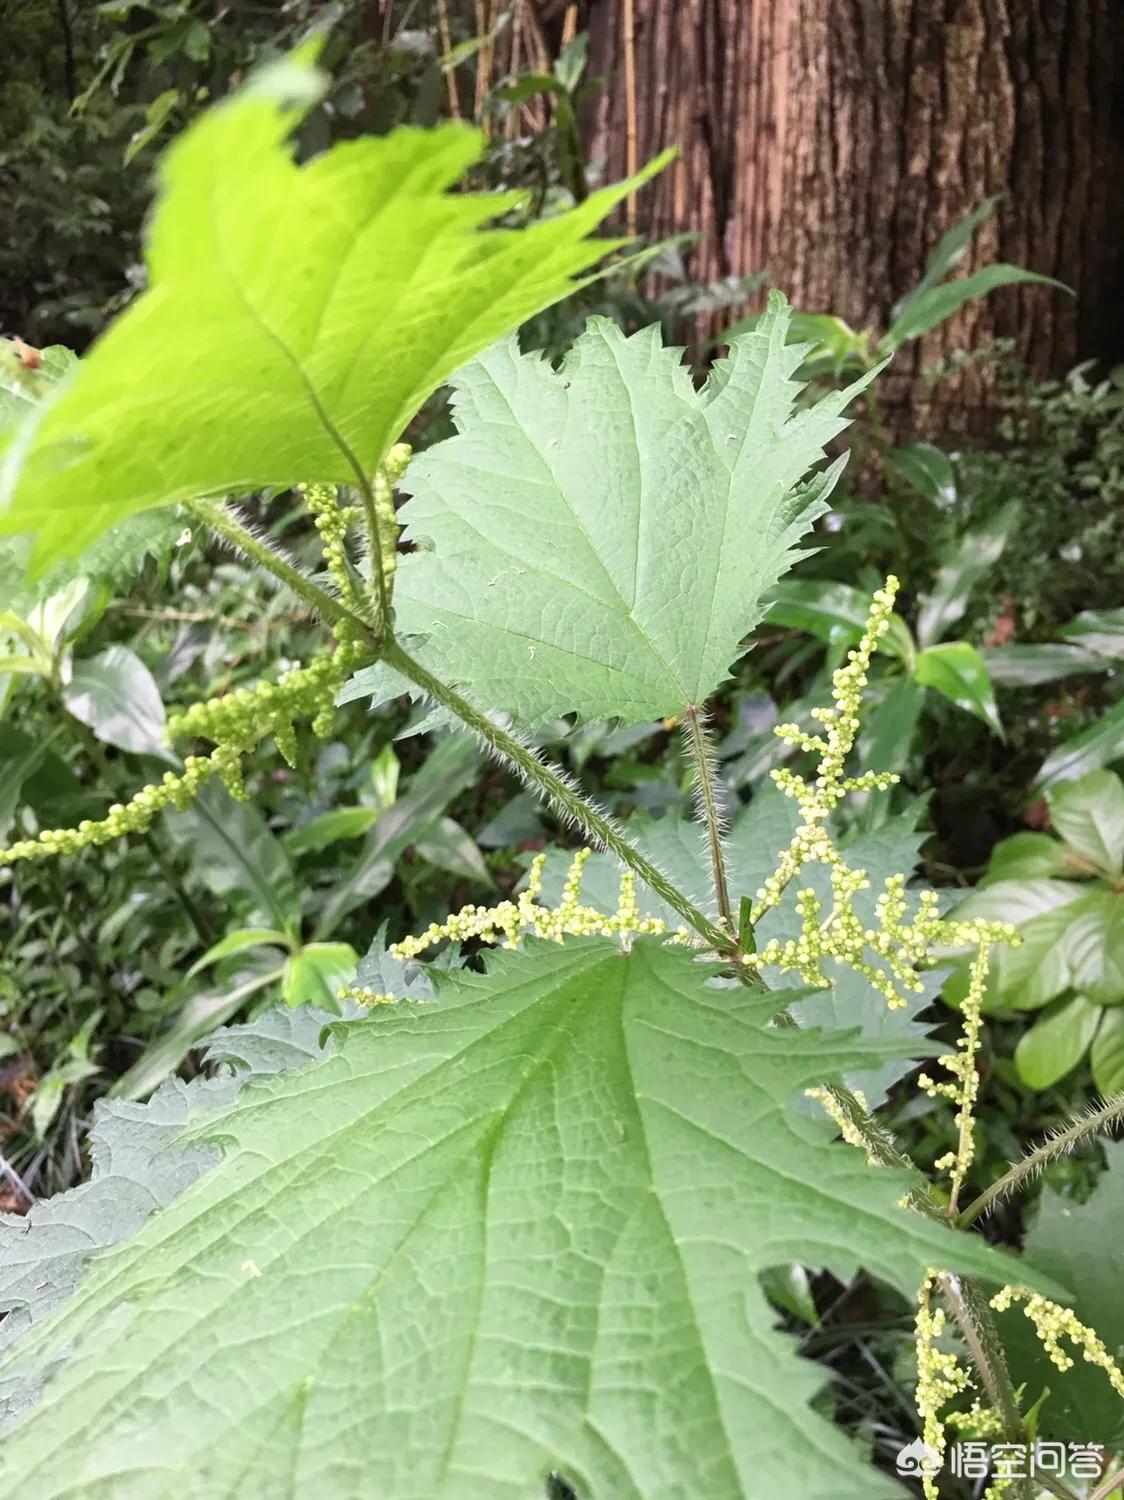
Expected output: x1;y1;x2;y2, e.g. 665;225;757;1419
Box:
373;443;411;590
302;482;363;613
166;635;367;776
0;470;394;867
0;755;223;863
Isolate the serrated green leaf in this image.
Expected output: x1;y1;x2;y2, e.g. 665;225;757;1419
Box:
915;641;1002;735
394;294;878;725
1034;699;1124;792
110;968;284;1101
0;1006;333;1348
1015;994;1101;1088
0;940;1022;1499
0;56;665;569
1049;769;1124;875
61;645;170;758
0;511;186;617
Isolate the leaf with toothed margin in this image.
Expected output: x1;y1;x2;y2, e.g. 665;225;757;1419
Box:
0;938;1038;1499
393;292;881;727
0;1005;332;1359
0;51;665;571
537;789;934;1105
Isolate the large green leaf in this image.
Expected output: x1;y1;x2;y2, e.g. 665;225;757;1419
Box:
0;940;1020;1499
0;56;663;569
0;1006;332;1348
914;641;1002;735
1015;994;1101;1088
1034;699;1124;792
394;294;877;725
171;783;299;936
981;642;1113;687
1091;1008;1124;1095
1058;608;1124;661
62;645;170;758
111;967;284;1102
1048;769;1124;875
1062;889;1124;1006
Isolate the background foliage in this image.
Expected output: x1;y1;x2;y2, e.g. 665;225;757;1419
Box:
0;3;1121;1494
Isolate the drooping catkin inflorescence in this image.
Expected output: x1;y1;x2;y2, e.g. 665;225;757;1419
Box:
0;471;395;866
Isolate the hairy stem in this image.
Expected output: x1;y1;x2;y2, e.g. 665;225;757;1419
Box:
355;472;393;632
683;704;732;930
385;641;732;952
188;500;363;633
957;1094;1124;1230
937;1273;1024;1431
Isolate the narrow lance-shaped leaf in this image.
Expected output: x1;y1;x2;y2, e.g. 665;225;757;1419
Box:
915;501;1020;648
882;262;1070;353
394;294;879;725
0;54;667;568
0;940;1029;1499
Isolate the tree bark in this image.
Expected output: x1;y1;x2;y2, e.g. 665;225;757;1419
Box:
584;0;1124;436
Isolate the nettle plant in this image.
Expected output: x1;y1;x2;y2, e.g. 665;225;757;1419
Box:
1;55;1123;1500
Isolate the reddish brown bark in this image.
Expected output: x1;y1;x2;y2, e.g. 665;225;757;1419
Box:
582;0;1124;434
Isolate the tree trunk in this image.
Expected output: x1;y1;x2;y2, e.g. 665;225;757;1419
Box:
584;0;1124;436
